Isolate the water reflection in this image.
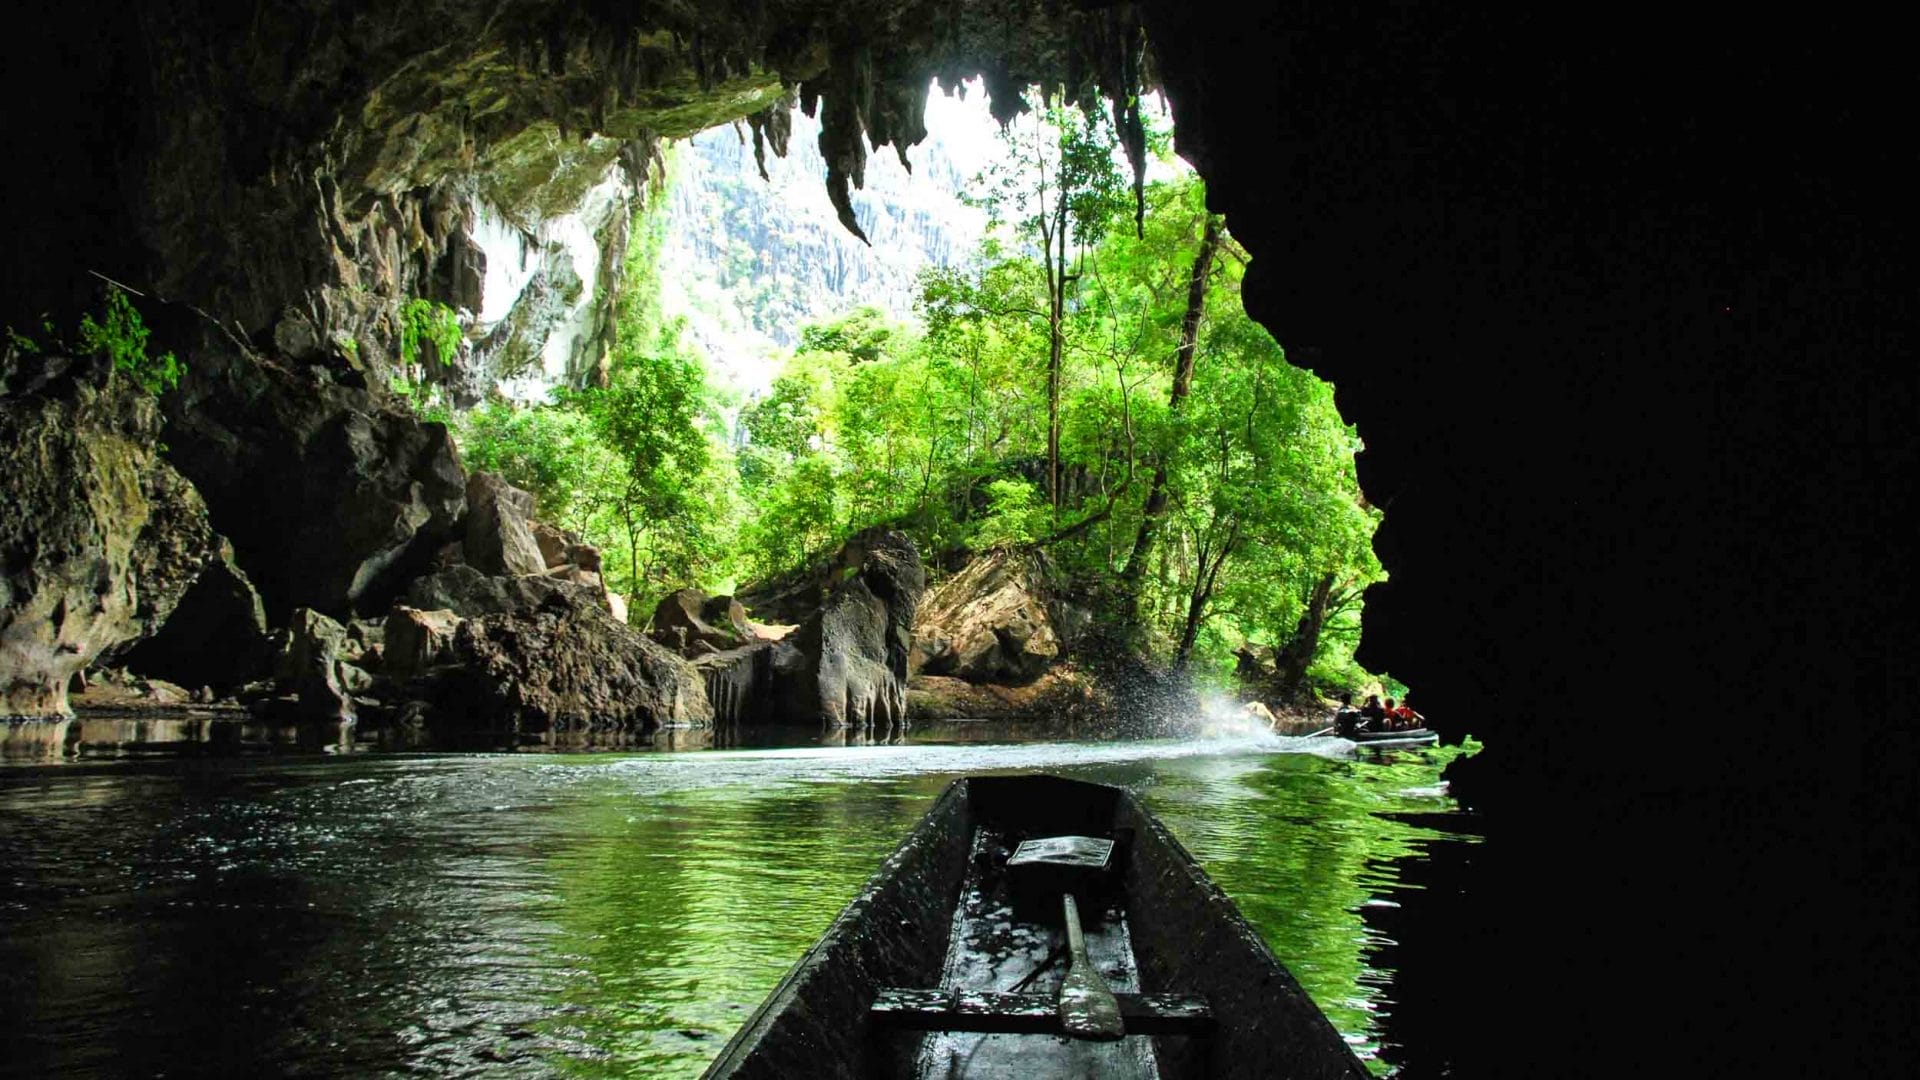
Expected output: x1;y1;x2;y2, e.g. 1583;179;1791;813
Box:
0;737;1473;1077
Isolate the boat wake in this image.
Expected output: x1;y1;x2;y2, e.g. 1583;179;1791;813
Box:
563;729;1347;796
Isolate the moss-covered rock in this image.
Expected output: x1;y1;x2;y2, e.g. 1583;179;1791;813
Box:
0;352;219;718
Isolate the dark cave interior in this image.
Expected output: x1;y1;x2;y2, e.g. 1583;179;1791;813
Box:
1;1;1912;1072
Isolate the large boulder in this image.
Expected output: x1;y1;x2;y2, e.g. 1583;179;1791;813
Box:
650;589;750;653
736;526;905;626
161;346;466;624
405;563;609;619
382;606;463;679
530;519;602;574
1;352;221;718
910;550;1060;685
463;472;545;577
437;591;711;734
275;608;361;723
767;531;925;731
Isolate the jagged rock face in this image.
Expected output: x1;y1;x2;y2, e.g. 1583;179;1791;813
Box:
382;606;463;680
768;530;925;731
1;3;1152;388
118;537;272;693
162;349;466;623
694;645;777;726
441;593;711;734
464;472;547;578
405;564;608;620
276;608;361;724
738;525;912;625
650;589;750;654
911;550;1060;685
0;353;219;718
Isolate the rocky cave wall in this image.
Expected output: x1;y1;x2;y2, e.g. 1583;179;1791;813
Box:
0;2;1910;1070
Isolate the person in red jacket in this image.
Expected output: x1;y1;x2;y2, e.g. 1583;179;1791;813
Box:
1393;696;1426;729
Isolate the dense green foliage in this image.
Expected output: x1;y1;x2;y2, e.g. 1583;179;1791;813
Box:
451;98;1387;692
400;299;462;369
452;215;733;601
5;287;184;395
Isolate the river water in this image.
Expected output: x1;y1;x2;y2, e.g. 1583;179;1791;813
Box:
0;728;1475;1077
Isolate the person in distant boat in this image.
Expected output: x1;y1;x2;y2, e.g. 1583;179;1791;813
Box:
1360;694;1387;731
1333;692;1364;736
1383;698;1400;730
1394;697;1425;730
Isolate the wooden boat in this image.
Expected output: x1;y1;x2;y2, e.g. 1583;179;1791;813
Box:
702;774;1371;1079
1326;710;1439;748
1347;727;1438;748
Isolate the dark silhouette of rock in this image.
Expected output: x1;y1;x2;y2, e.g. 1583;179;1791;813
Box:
437;592;710;735
694;645;777;725
703;594;751;638
736;526;904;626
463;472;545;577
1;352;219;718
161;352;467;625
119;537;273;693
767;530;924;732
405;564;609;619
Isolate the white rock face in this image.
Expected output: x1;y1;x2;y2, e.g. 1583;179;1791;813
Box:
471;203;540;327
468;161;638;401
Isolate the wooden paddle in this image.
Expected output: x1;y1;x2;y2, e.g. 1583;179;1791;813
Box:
1057;893;1125;1040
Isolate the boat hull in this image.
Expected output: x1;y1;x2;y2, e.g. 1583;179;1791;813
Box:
1349;728;1438;747
702;774;1370;1079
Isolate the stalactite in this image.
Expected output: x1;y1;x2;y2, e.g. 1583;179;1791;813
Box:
745;89;795;182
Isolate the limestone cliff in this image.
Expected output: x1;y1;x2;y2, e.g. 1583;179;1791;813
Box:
0;352;220;717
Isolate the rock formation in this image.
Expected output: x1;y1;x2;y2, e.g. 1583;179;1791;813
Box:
275;608;367;724
407;554;619;623
463;472;547;578
161;346;468;623
0;5;1903;1069
911;550;1062;685
440;592;710;735
650;589;753;653
381;606;463;680
117;538;273;694
0;352;220;718
765;530;925;732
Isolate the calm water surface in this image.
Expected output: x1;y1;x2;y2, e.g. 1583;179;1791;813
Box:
0;731;1475;1077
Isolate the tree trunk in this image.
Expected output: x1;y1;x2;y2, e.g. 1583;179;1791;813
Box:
1046;204;1067;512
1121;214;1222;588
1172;519;1237;672
1272;572;1337;698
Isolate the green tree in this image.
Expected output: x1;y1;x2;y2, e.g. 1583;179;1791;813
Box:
575;339;727;600
456;402;621;536
971;98;1130;512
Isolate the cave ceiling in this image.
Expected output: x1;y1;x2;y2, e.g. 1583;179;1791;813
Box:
124;0;1154;342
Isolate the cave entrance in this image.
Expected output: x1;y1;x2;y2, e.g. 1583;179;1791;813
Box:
436;79;1402;720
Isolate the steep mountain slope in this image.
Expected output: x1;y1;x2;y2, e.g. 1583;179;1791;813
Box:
656;84;998;394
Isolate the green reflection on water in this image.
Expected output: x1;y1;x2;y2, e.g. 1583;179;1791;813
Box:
532;774;952;1075
527;745;1473;1077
